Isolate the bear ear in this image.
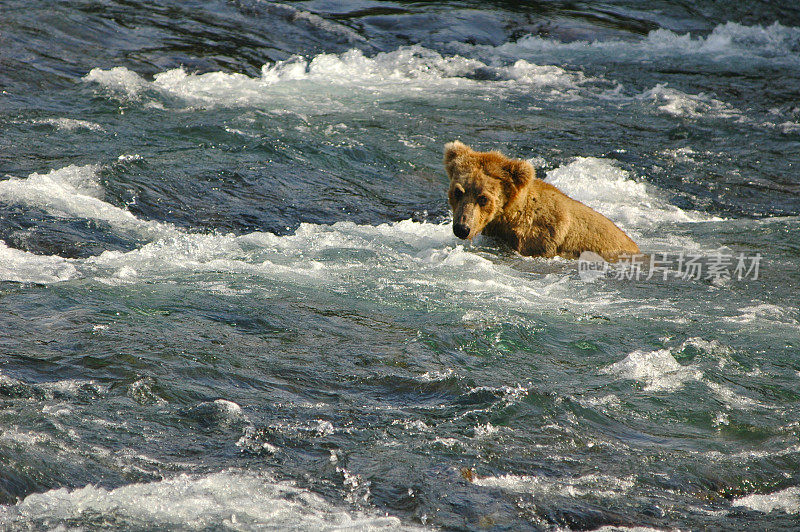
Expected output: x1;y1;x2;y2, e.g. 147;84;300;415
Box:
503;158;534;189
444;140;470;163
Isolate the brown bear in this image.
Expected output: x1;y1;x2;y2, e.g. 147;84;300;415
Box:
444;141;639;261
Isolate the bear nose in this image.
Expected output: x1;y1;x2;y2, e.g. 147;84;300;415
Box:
453;223;470;239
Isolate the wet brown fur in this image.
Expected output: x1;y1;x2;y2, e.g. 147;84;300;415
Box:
444;141;639;261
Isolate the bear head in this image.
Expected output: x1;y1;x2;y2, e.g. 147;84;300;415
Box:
443;140;534;240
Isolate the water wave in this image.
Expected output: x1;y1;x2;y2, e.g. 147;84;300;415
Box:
0;469;414;530
0;241;78;284
0;156;716;302
474;472;634;499
494;22;800;65
543;157;718;228
85;45;588;108
600;338;777;412
0;164;176;240
601;348;703;392
732;486;800;515
29;118;105;132
637;84;742;121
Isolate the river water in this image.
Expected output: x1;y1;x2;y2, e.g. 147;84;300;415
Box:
1;1;800;529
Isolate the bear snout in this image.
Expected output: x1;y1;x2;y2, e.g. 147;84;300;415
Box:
453;222;470;239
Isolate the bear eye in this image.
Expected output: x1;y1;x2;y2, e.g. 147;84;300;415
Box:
477;194;488;207
452;188;464;200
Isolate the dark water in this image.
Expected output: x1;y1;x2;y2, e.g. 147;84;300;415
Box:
1;1;800;530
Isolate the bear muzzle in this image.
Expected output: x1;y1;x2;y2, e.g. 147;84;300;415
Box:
453;222;470;239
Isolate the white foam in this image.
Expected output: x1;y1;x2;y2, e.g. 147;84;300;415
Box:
712;412;729;427
419;369;455;382
0;205;708;326
315;420;335;436
638;84;741;120
473;423;500;437
601;348;702;392
543;157;718;229
705;381;763;410
73;218;600;320
44;378;107;396
392;419;431;432
205;399;242;415
85;46;586;108
601;339;773;408
495;22;800;65
498;59;588;88
0;373;107;403
255;46;582;89
725;304;798;326
732;486;800;514
468;22;800;126
578;394;621;409
261;47;579;88
84;66;152;97
0;162;183;283
0;165;176;240
3;164;104;199
45;216;629;322
236;427;279;455
85;232;286;280
466;384;529;406
660;146;700;163
0;427;54;446
474;473;634;499
0;470;416;529
32;118;105;132
0;241;78;284
0;156;722;323
42;404;73;417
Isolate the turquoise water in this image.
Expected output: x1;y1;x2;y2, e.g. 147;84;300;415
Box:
1;1;800;529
